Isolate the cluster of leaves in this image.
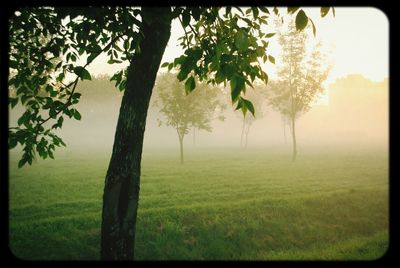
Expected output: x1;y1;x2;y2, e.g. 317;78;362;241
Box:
161;7;334;117
8;7;142;167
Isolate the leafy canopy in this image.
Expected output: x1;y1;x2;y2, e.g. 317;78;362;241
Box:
8;6;334;167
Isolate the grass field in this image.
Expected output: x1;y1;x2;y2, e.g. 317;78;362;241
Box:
9;146;389;260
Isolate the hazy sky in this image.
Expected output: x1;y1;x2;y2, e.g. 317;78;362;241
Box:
86;7;388;84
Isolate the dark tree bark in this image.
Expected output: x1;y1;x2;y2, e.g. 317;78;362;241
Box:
100;7;172;260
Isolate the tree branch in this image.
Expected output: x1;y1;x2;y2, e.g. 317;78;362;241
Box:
178;16;191;48
32;33;125;140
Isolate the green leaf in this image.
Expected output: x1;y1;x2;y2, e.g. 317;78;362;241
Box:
221;64;236;79
185;76;196;94
74;66;92;80
57;116;64;128
78;47;85;55
268;55;275;64
235;30;249;52
72;92;81;99
107;59;122;64
262;55;267;63
49;108;58;119
87;53;97;64
321;7;330;17
251;7;259;19
287;7;300;14
242;98;255;116
9;138;18;149
73;110;82;120
59;138;66;147
9;60;19;69
235;98;243;110
18;158;27;168
9;97;18;108
309;18;317;37
295;10;308;31
215;71;225;84
177;66;190;81
161;62;169;68
123;39;130;50
259;7;269;14
49;86;58;97
57;73;65;82
182;10;190;27
265;33;275;38
230;75;244;102
71;54;77;62
21;94;31;105
17;114;25;126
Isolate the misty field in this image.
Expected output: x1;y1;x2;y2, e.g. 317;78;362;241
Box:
9;147;388;260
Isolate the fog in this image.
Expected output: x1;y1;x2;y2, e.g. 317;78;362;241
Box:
9;73;388;157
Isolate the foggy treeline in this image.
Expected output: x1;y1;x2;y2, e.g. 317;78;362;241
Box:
9;73;388;153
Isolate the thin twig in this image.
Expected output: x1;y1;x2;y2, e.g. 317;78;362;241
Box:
178;15;191;48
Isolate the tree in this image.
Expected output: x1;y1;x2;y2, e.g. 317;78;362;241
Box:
153;72;225;164
8;6;334;260
266;19;331;162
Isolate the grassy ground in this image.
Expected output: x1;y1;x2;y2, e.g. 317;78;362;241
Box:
8;146;389;260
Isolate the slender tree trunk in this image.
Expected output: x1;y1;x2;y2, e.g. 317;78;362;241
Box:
100;8;171;260
179;136;184;164
291;116;297;162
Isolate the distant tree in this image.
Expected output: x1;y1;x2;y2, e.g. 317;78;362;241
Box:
153;72;225;163
267;20;331;161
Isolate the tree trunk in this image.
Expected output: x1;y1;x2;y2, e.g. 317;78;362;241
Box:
100;7;171;260
179;136;184;164
291;117;297;162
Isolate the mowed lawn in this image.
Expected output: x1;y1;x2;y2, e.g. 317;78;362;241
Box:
9;147;389;260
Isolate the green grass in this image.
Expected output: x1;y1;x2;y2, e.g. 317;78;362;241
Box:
9;147;389;260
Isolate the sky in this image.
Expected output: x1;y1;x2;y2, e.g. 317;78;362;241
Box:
87;7;389;84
